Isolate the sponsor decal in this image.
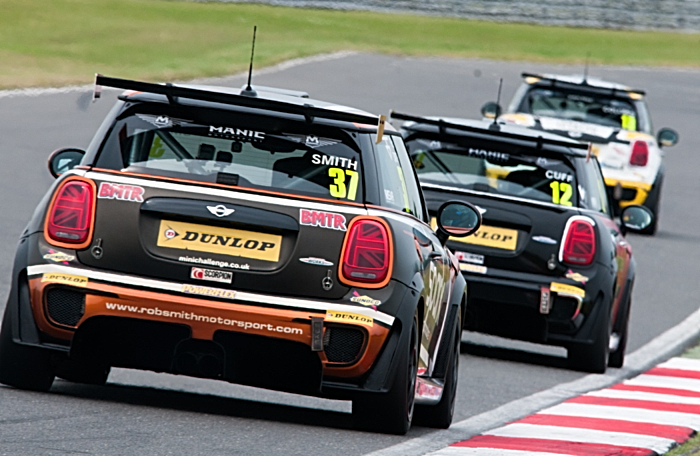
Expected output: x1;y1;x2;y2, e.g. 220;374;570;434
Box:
98;182;145;202
325;310;373;327
539;286;553;314
207;204;235;218
431;218;517;250
135;114;188;129
299;257;334;267
41;273;88;287
181;284;236;299
532;235;558;245
454;251;484;265
299;209;347;231
191;267;233;284
467;148;509;162
42;250;75;264
550;282;585;298
157;220;282;262
209;125;265;141
539;117;614;138
565;269;589;284
311;153;358;170
179;256;250;270
350;290;381;310
460;263;487;274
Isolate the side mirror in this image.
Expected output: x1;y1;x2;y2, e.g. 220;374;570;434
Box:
619;205;653;234
48;148;85;178
657;128;679;148
481;102;502;120
436;200;482;245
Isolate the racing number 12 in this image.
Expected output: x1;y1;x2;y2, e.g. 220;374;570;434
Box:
550;181;573;206
329;168;358;200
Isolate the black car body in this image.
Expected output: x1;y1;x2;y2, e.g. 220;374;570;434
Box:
395;112;653;373
0;78;482;434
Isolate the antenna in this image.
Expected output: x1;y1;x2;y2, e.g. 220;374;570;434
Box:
489;78;503;131
583;52;590;85
241;26;258;97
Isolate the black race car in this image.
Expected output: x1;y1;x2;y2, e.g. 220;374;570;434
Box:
393;112;653;373
0;77;482;434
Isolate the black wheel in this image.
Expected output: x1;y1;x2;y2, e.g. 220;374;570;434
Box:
567;296;611;374
640;173;663;235
608;283;633;368
55;359;110;386
353;312;419;435
0;306;55;392
414;310;461;429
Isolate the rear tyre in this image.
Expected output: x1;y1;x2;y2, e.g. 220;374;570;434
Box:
353;313;419;435
0;306;55;392
567;296;611;374
56;359;110;386
413;310;461;429
640;174;663;236
608;284;633;369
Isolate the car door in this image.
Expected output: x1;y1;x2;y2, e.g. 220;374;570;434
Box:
377;135;451;375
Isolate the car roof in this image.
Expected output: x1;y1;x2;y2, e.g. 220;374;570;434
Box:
397;114;588;157
521;72;645;99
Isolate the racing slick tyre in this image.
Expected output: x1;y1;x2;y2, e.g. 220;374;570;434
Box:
608;283;633;369
353;312;419;435
413;309;461;429
640;173;663;236
567;295;611;374
0;306;55;392
56;360;110;386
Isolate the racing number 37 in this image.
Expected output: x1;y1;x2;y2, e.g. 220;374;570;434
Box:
329;168;359;200
550;181;573;206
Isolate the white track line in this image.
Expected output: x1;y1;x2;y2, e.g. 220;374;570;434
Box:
586;388;700;404
483;423;675;453
540;402;700;430
658;357;700;371
625;374;700;392
429;448;569;456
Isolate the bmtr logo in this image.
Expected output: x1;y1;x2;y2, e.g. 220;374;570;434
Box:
98;182;145;202
299;209;347;231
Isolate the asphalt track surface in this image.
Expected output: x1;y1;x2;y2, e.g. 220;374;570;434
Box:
0;53;699;456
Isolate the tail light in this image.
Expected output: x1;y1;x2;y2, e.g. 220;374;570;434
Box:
340;218;393;288
561;217;596;266
629;140;649;166
46;179;96;247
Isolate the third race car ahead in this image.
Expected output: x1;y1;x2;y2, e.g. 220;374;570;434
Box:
394;111;654;373
482;73;678;234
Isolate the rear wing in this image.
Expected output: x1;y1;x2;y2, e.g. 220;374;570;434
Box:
94;75;380;127
521;72;645;98
390;111;589;151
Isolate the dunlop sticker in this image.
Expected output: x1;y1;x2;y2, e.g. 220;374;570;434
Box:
431;218;518;250
157;220;282;262
181;284;236;300
550;282;585;298
326;310;373;327
41;273;88;287
460;263;487;274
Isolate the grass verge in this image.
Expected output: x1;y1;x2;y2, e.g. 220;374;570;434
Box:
2;0;700;89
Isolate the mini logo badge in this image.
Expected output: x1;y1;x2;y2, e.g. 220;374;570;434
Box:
532;235;558;245
207;204;235;218
299;257;334;267
191;267;233;284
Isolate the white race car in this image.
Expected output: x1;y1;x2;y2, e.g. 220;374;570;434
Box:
482;73;678;234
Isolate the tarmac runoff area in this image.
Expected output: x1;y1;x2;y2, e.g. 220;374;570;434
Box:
369;306;700;456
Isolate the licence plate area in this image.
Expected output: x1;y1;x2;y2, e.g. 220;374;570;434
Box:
156;219;282;262
449;224;518;251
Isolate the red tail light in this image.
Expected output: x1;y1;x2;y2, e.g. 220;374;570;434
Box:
629;140;649;166
46;179;96;248
340;218;393;288
561;217;596;266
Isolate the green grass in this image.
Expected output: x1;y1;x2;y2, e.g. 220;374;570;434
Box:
1;0;700;89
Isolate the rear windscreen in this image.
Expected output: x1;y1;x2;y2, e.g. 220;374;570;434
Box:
95;107;364;203
407;137;578;207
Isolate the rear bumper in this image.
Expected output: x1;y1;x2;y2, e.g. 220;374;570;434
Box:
21;263;398;389
463;267;607;346
604;178;652;211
